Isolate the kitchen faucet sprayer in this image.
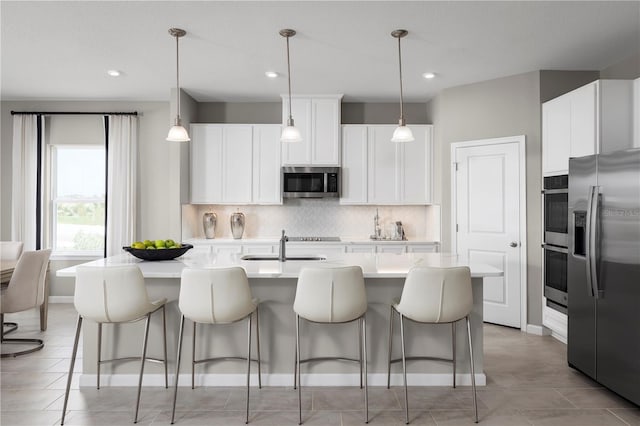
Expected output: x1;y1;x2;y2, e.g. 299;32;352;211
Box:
279;229;288;262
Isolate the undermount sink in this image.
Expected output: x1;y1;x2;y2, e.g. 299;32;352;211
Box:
240;255;326;261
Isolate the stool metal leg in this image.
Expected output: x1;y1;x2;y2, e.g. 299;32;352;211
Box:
171;315;186;424
296;314;302;425
245;314;252;424
452;321;456;388
134;312;152;424
362;315;369;424
97;323;102;389
255;305;262;389
387;305;394;389
163;305;168;389
61;315;82;426
466;316;478;423
400;313;409;424
192;322;196;389
359;317;363;389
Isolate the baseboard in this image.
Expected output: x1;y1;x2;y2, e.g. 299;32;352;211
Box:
79;372;486;388
526;324;550;336
542;305;567;344
48;296;73;304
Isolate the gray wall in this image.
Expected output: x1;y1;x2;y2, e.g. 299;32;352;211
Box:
426;71;544;326
1;100;171;297
342;103;428;124
539;70;599;103
600;51;640;79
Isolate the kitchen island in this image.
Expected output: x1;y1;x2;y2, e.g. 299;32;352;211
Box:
57;252;501;388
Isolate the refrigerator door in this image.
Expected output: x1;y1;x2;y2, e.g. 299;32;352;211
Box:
596;148;640;405
568;154;597;379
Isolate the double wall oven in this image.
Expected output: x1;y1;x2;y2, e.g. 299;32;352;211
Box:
543;175;569;313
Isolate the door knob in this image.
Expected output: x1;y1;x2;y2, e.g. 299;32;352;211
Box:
510;241;519;248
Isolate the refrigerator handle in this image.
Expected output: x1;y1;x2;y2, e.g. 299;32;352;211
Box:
585;186;594;297
590;185;602;298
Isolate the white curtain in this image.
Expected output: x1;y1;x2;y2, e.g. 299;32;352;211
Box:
105;115;137;257
11;115;41;251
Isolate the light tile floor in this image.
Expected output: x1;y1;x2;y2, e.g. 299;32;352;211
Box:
1;304;639;425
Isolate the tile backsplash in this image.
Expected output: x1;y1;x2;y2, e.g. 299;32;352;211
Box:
182;199;440;241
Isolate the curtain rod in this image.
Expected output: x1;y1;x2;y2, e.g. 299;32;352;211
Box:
11;111;138;116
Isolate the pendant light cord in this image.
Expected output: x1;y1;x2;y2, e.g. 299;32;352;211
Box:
397;35;404;122
176;34;181;121
286;35;293;122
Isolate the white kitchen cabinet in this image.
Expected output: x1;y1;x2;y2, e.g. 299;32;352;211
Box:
340;126;368;204
286;244;346;257
342;124;433;205
281;95;342;166
190;124;282;205
542;80;634;176
243;244;276;254
345;244;376;254
252;125;282;204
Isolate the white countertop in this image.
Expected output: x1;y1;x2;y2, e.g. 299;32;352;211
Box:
57;251;501;279
185;238;440;245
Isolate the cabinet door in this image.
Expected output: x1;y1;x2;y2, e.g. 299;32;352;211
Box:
543;96;571;176
190;124;223;203
286;245;346;257
311;98;341;165
222;126;253;203
253;125;282;204
401;125;432;204
282;97;312;165
407;244;438;253
243;244;276;254
340;125;368;204
377;244;406;254
368;126;399;204
570;82;598;158
346;244;376;254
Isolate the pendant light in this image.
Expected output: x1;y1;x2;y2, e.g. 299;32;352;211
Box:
166;28;190;142
390;29;414;143
280;29;302;143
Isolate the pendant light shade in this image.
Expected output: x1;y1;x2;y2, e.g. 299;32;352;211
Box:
390;29;414;143
167;28;190;142
280;29;301;143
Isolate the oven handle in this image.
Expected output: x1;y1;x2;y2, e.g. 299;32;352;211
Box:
542;244;568;254
542;188;568;195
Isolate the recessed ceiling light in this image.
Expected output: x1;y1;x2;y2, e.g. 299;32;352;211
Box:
265;71;278;78
422;72;436;79
107;70;121;77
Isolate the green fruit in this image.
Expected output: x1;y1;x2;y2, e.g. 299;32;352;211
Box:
143;240;153;247
146;246;157;250
174;243;182;248
165;239;175;247
155;240;166;248
132;242;145;249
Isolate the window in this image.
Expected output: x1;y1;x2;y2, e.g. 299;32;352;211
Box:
49;145;105;256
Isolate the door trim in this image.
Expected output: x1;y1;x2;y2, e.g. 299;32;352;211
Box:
450;135;528;331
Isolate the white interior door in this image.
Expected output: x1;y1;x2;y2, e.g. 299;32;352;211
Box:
453;138;525;328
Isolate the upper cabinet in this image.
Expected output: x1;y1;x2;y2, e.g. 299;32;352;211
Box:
281;95;343;166
341;124;433;205
190;124;282;205
542;80;634;176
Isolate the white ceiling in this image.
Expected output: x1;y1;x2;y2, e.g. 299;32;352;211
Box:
1;1;639;103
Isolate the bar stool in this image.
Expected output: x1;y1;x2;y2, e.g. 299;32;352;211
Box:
293;266;368;424
1;249;51;357
61;265;168;425
171;267;261;424
0;241;24;335
386;266;478;424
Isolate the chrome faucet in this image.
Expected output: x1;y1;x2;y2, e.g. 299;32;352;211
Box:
371;208;382;240
279;229;288;262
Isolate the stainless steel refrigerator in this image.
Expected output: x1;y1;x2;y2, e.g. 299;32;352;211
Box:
568;148;640;406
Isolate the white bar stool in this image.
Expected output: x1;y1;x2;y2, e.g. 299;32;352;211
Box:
386;266;478;424
61;265;168;425
171;266;261;424
0;241;25;335
293;266;368;424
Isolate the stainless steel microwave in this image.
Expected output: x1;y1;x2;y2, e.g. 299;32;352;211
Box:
281;167;340;198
